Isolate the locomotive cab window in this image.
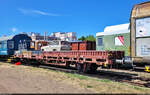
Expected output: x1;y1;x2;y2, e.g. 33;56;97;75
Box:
98;38;103;46
8;41;14;49
115;36;124;46
0;42;2;48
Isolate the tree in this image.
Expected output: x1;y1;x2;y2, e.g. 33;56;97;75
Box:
78;36;86;41
78;35;96;41
85;35;96;41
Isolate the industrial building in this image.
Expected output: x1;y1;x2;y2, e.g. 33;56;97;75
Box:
30;32;59;41
50;32;77;41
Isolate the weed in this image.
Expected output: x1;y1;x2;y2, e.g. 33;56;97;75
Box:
133;86;143;90
87;85;93;88
67;74;89;80
96;79;111;83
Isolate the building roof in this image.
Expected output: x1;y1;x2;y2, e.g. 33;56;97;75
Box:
96;23;130;36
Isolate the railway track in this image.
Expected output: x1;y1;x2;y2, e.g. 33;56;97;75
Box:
37;64;150;88
95;70;150;88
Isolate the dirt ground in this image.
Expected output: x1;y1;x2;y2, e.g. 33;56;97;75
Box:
0;62;93;93
0;62;150;94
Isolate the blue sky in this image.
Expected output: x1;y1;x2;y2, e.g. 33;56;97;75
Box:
0;0;148;38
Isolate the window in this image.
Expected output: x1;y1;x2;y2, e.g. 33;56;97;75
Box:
8;41;14;49
136;17;150;37
3;41;7;48
98;38;103;46
115;36;124;46
31;42;35;48
53;49;57;51
0;42;2;48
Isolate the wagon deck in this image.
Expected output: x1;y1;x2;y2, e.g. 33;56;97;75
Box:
15;50;124;72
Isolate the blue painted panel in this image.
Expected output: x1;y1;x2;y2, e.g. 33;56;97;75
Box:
0;50;8;55
0;41;8;55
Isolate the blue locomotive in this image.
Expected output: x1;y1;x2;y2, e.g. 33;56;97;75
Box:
0;33;32;56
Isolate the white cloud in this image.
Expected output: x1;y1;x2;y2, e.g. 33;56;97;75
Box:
18;8;62;16
11;27;18;32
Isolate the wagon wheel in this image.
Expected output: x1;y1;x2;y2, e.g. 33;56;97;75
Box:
31;60;41;67
83;63;90;73
76;63;83;73
66;62;70;68
89;64;98;72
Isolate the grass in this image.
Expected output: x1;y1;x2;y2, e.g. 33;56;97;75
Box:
99;79;111;83
133;86;143;90
1;62;150;93
87;85;93;88
26;65;150;93
67;73;89;80
66;73;111;83
61;71;150;93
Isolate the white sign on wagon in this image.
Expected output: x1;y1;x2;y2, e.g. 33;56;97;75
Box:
136;17;150;37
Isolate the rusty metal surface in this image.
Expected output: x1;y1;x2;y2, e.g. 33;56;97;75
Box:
34;41;48;50
131;1;150;18
15;50;124;66
71;41;96;50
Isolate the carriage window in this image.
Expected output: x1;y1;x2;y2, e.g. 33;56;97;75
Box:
115;36;124;46
0;42;2;48
8;41;14;49
98;38;103;46
53;49;57;51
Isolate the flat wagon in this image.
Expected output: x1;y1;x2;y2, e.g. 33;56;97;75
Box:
15;50;124;72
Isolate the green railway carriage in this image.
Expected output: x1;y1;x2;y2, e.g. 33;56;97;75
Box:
96;23;130;57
